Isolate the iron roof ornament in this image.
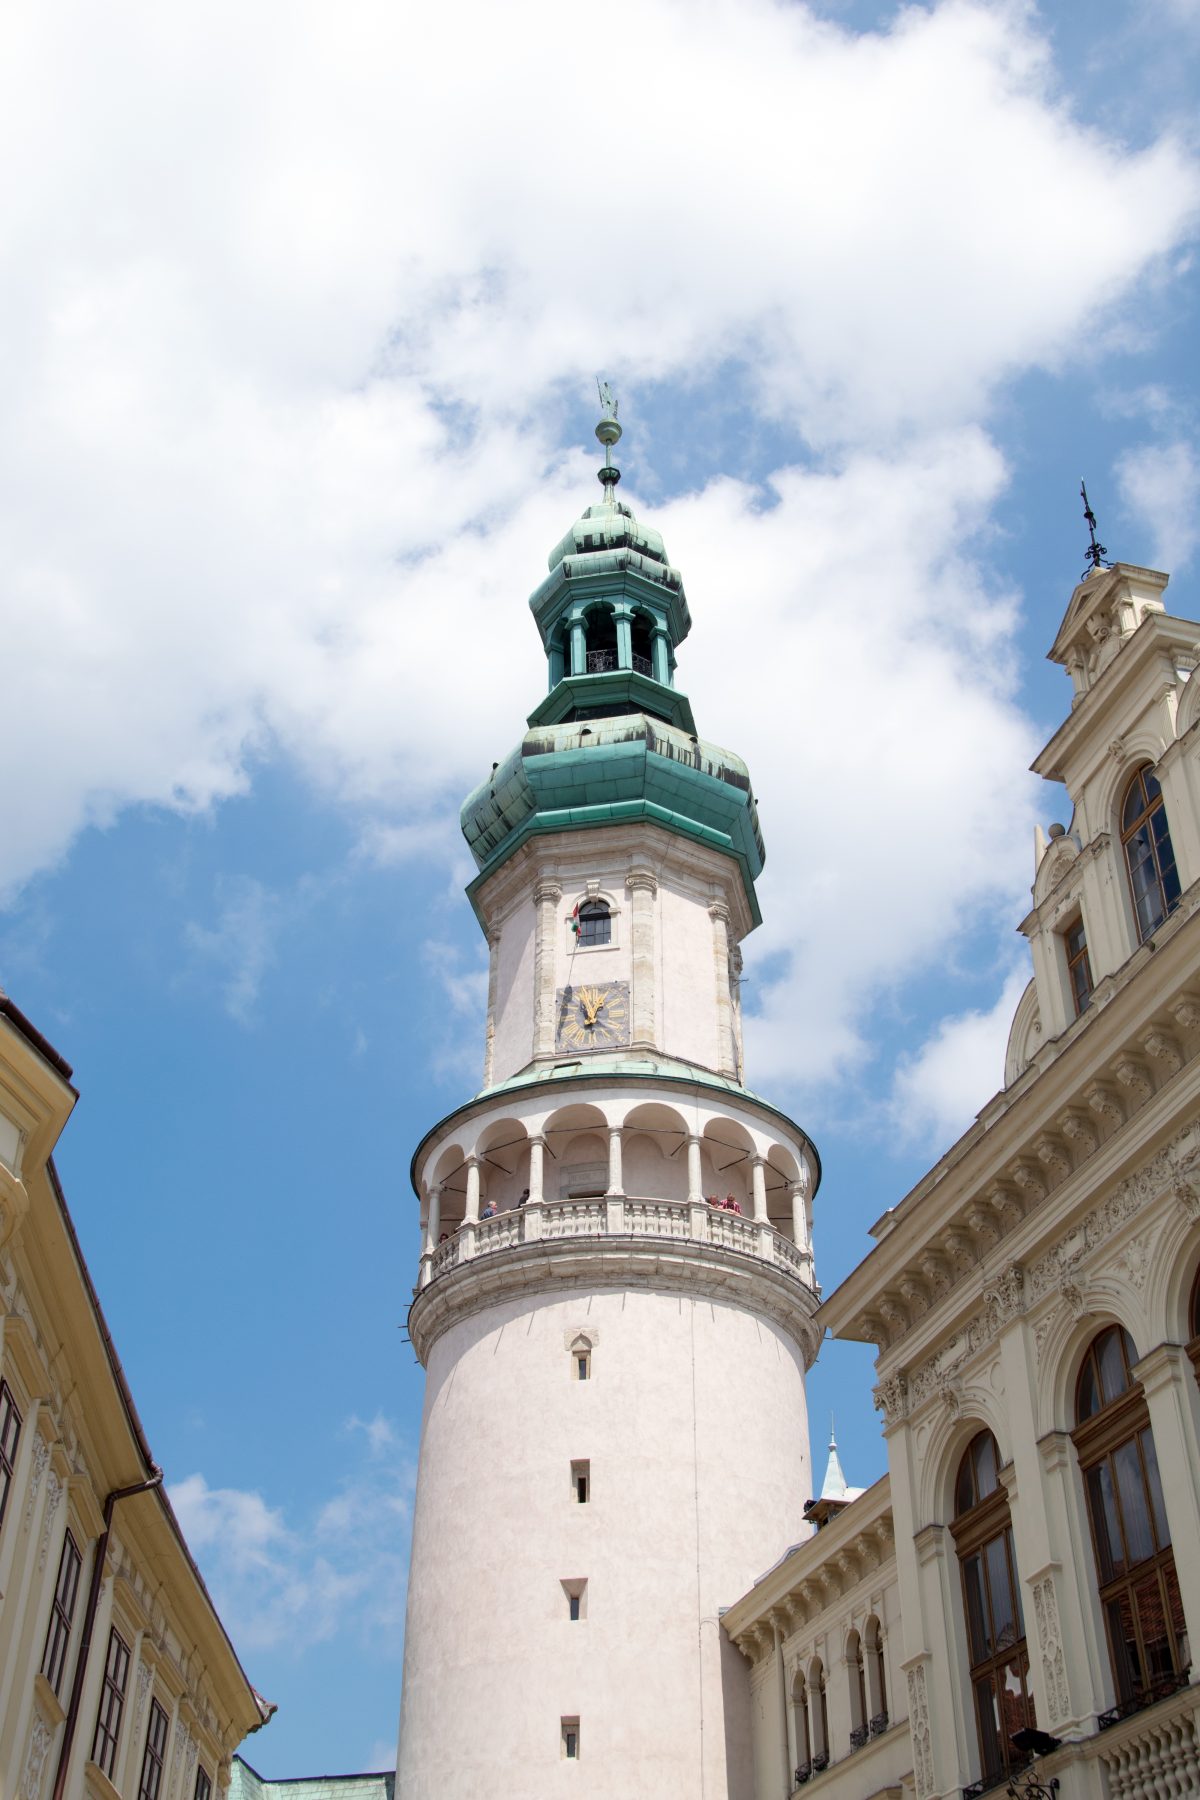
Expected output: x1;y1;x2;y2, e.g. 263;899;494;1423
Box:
1080;478;1111;580
596;376;622;494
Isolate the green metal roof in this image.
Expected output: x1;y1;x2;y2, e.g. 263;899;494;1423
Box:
460;713;764;923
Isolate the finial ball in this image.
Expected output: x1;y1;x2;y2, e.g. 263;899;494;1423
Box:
596;417;622;449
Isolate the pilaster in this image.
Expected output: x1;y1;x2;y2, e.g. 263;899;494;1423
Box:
532;880;562;1059
709;902;736;1077
627;867;658;1049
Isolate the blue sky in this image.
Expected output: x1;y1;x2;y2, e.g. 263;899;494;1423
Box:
3;0;1199;1775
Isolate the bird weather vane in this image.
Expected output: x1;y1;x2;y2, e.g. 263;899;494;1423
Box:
1080;479;1111;579
594;376;622;483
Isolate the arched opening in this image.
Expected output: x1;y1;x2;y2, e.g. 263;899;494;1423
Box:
951;1428;1035;1789
846;1628;867;1749
1073;1325;1187;1713
807;1656;829;1771
630;610;654;678
1121;765;1180;942
621;1103;688;1205
701;1119;753;1214
1188;1265;1200;1384
864;1615;887;1733
791;1668;810;1782
575;899;611;948
584;604;618;674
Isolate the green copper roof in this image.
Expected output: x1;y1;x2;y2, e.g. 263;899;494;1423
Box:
460;712;765;923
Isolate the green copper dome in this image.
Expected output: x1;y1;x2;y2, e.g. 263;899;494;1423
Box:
461;412;764;923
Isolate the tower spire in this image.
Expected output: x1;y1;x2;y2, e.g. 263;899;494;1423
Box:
820;1415;849;1501
1080;478;1110;580
595;376;622;496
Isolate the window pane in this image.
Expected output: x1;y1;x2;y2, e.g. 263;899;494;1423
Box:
1078;1353;1099;1421
1087;1462;1122;1581
1105;1591;1142;1702
1139;1429;1171;1548
974;1432;999;1499
985;1534;1018;1654
1165;1561;1188;1672
973;1674;1003;1780
1098;1328;1131;1405
1134;1572;1176;1683
962;1552;990;1664
1113;1439;1156;1568
1000;1656;1035;1741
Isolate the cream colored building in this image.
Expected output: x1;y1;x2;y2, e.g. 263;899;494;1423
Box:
725;559;1200;1800
0;997;271;1800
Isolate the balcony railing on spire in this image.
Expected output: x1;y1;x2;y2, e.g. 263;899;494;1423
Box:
584;649;654;678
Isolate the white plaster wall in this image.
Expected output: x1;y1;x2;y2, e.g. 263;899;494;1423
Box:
478;830;748;1089
658;882;721;1072
489;900;536;1084
397;1285;812;1800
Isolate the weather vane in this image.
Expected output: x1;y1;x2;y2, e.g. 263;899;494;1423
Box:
595;376;622;493
1080;479;1110;579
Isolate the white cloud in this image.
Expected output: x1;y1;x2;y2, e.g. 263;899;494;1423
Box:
0;0;1196;1080
170;1415;415;1653
888;966;1031;1149
1115;439;1200;570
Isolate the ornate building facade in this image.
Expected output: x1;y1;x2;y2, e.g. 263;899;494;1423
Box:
725;559;1200;1799
0;999;271;1800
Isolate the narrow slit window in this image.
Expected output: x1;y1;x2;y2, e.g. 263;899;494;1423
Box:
562;1579;587;1620
571;1459;590;1504
561;1718;580;1760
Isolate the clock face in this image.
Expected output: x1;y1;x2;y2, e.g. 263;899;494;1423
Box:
555;981;631;1052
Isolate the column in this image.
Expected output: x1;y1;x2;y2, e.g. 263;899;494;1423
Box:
614;605;632;670
524;1136;546;1243
790;1178;808;1248
687;1133;703;1204
606;1126;623;1197
569;616;585;676
775;1622;792;1796
1135;1343;1200;1654
532;880;563;1058
709;902;737;1077
750;1156;768;1223
482;931;500;1088
651;625;670;685
420;1184;442;1289
464;1156;481;1224
528;1136;545;1205
627;867;658;1049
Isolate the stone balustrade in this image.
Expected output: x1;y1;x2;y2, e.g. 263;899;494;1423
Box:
420;1192;817;1292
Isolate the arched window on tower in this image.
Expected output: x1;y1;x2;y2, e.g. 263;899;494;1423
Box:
1074;1325;1187;1717
630;611;654;678
951;1429;1035;1791
1121;766;1181;943
583;604;618;675
864;1615;887;1735
846;1628;868;1750
574;900;611;948
791;1668;810;1784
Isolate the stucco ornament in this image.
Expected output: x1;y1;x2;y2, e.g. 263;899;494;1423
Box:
906;1662;934;1799
1032;1575;1071;1725
22;1716;53;1800
23;1435;50;1529
872;1374;908;1425
134;1657;153;1731
38;1469;62;1570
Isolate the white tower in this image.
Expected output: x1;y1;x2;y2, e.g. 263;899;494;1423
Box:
396;403;822;1798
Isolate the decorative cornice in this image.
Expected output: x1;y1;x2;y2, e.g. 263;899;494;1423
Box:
409;1233;821;1367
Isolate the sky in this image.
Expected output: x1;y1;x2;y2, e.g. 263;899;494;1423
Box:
2;0;1199;1775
